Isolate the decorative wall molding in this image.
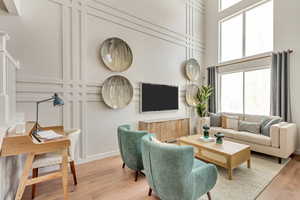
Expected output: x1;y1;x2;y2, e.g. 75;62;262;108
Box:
49;0;205;52
15;0;205;162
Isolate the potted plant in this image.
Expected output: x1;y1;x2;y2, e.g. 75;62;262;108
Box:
196;85;213;134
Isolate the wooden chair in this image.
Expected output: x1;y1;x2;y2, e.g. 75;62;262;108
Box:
31;129;81;199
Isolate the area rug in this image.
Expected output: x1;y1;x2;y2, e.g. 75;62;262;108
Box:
199;153;290;200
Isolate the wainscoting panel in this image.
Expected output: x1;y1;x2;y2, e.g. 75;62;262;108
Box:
1;0;206;163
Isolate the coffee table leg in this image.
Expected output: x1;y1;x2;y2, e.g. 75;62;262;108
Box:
228;168;232;180
247;159;251;168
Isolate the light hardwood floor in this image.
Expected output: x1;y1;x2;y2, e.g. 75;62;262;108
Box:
21;155;300;200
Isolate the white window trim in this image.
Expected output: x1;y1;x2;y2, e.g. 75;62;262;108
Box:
218;0;273;63
219;0;271;20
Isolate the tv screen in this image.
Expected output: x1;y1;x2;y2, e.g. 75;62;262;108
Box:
141;83;179;112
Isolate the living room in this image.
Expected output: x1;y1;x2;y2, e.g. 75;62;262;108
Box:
0;0;300;199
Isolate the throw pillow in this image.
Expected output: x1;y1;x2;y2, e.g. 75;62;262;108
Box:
210;113;222;127
260;117;272;130
222;115;240;130
261;118;283;137
151;136;161;144
151;136;176;146
239;120;261;134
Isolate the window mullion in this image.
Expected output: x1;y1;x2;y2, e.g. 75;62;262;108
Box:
242;12;246;58
243;71;245;116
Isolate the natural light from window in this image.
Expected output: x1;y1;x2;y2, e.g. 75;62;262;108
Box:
220;14;243;62
221;0;242;10
220;0;273;62
246;1;273;56
220;68;271;115
245;68;271;115
221;72;243;113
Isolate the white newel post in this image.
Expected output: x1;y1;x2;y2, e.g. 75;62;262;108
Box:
0;32;22;200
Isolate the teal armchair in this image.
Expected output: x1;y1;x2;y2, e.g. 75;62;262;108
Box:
141;134;218;200
117;124;148;181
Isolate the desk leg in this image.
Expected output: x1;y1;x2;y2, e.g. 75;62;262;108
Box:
61;148;69;200
15;153;35;200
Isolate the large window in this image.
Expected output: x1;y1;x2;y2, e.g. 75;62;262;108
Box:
220;0;273;62
220;68;271;115
220;14;243;62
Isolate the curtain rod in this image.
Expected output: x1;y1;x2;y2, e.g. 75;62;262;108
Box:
214;49;294;68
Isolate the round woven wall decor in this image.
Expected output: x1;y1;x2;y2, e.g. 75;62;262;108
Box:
186;84;199;107
100;37;133;72
185;58;200;81
101;75;134;109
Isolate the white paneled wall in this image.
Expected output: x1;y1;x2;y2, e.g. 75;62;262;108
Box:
0;0;205;163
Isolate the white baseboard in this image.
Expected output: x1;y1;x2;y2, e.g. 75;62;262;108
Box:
77;150;120;165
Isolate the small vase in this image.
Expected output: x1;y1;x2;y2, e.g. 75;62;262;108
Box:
215;133;224;144
197;117;210;135
203;125;210;139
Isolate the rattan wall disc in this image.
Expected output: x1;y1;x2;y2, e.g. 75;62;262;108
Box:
100;37;133;72
102;75;134;109
186;84;199;107
186;58;200;81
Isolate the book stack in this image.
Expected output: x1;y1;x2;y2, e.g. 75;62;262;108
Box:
32;130;63;143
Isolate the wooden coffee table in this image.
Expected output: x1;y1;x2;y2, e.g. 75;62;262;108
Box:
178;135;251;180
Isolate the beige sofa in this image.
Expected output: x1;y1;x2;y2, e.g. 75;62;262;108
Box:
209;114;297;163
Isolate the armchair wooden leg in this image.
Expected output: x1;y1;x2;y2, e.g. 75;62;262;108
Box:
70;161;78;185
148;188;152;196
135;171;139;182
207;192;212;200
122;163;125;169
31;168;38;199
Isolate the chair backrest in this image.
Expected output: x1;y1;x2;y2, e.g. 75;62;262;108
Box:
141;134;194;200
117;125;148;171
65;129;81;160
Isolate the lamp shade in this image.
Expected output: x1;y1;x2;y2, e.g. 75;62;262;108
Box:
53;93;64;106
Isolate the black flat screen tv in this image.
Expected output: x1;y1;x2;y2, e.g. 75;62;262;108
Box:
140;83;179;112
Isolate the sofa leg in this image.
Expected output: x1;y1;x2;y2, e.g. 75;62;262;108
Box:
278;158;282;164
122;163;125;169
148;188;152;196
135;171;139;182
207;192;212;200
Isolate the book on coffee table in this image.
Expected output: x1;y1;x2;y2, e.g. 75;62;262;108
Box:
198;136;215;143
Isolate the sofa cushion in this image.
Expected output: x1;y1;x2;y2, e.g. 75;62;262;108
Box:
210;127;271;146
229;131;272;146
239;121;261;134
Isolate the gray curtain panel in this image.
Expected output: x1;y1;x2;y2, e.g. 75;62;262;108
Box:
207;66;217;113
271;51;292;122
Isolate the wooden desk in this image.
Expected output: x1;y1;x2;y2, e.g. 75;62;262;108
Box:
0;122;70;200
